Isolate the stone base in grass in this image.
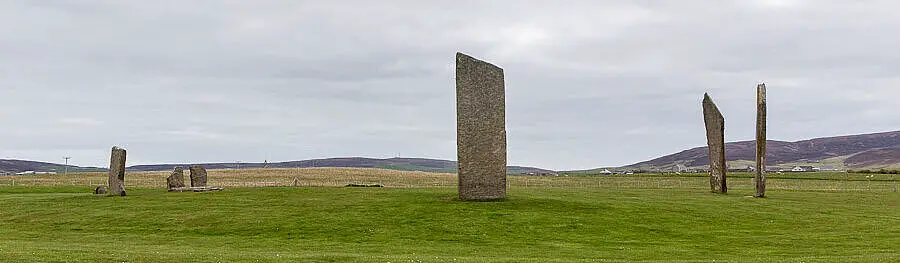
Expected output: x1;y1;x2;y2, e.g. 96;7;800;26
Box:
168;186;223;192
93;186;108;195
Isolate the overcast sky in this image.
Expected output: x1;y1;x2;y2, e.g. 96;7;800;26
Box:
3;0;900;170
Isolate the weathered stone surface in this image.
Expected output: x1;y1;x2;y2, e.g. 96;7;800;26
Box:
702;94;727;194
189;165;207;187
755;84;767;198
93;186;108;195
167;167;185;189
456;52;507;201
168;186;223;192
107;146;127;196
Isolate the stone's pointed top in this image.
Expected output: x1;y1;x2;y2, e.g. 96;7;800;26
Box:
702;93;723;119
702;93;717;106
112;146;125;151
757;83;767;104
456;52;502;70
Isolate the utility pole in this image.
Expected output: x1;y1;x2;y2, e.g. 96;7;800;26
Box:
63;156;71;175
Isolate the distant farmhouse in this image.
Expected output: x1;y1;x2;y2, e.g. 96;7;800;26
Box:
790;166;816;172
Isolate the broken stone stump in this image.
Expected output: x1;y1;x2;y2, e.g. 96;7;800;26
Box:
168;186;223;192
702;93;727;194
93;186;108;195
755;83;767;198
456;52;507;201
107;146;127;196
189;165;207;187
167;167;186;190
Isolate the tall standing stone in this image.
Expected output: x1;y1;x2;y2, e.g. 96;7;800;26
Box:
167;167;186;190
189;165;207;187
108;146;127;196
456;52;507;201
702;93;727;194
755;84;767;198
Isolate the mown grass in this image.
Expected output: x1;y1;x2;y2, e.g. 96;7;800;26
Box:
0;185;897;262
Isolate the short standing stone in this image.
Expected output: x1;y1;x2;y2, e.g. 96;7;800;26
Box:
107;146;127;196
456;52;507;201
167;167;186;190
189;165;207;187
755;83;767;198
94;186;108;195
702;93;727;194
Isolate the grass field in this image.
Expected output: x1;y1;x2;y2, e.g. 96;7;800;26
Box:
0;169;898;262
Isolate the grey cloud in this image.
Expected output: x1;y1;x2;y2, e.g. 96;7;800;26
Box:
3;1;900;170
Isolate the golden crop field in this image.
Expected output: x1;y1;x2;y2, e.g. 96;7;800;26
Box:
0;168;897;192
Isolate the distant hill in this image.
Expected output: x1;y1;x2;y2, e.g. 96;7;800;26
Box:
1;157;555;175
129;157;555;174
619;130;900;171
0;159;106;174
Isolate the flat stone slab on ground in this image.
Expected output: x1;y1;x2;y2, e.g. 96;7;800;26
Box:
168;186;223;192
345;184;383;187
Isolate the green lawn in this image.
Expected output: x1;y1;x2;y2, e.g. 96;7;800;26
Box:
0;186;897;262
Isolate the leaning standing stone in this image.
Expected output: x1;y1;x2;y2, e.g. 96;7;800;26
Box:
456;52;507;201
107;146;127;196
755;84;767;198
167;167;186;190
189;165;207;187
702;94;727;194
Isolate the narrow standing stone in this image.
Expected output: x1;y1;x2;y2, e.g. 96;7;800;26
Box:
755;84;767;198
167;167;186;190
456;52;507;201
108;146;127;196
189;165;207;187
702;94;727;194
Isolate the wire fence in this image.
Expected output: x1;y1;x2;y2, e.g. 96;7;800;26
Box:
0;168;898;192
